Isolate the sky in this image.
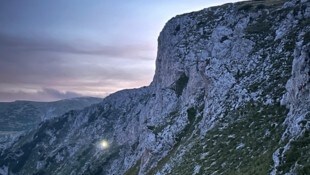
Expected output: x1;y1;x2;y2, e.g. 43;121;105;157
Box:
0;0;240;102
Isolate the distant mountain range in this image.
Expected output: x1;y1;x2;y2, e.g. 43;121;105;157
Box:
0;97;102;150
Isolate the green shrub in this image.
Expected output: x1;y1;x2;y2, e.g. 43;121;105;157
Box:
238;4;253;11
256;4;266;10
124;159;141;175
174;73;189;97
187;107;196;124
246;21;271;35
173;25;181;35
304;32;310;44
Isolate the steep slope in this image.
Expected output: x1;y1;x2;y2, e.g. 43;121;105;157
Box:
0;0;309;174
0;97;102;151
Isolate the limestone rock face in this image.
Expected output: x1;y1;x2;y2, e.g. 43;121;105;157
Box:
0;0;309;175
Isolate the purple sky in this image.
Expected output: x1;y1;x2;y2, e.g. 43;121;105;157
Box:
0;0;240;102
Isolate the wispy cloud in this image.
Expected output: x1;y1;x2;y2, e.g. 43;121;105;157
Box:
0;88;84;102
0;33;154;102
39;88;82;99
0;34;155;60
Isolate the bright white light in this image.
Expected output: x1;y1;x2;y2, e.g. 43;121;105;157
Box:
99;140;109;149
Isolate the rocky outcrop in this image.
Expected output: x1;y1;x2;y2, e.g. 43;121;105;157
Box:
0;0;309;174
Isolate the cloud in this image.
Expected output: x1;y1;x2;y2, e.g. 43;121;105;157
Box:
0;51;153;87
0;34;155;60
0;33;155;102
0;88;84;102
38;88;82;99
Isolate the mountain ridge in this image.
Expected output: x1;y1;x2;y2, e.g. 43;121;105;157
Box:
0;97;102;152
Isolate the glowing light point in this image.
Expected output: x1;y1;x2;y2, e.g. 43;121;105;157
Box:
99;140;109;149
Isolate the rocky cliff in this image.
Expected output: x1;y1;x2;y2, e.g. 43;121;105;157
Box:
0;0;309;174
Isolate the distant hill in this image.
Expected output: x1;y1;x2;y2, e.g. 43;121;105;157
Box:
0;97;102;148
